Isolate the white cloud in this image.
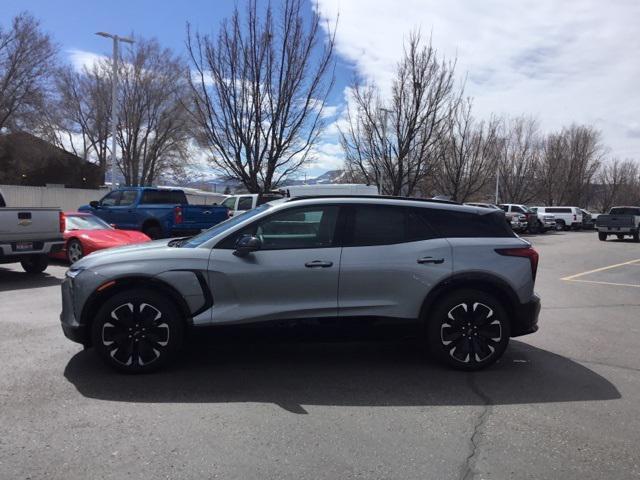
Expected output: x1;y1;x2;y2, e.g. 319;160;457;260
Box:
67;49;108;72
315;0;640;159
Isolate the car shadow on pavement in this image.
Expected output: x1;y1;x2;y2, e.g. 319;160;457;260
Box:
64;333;621;414
0;267;62;292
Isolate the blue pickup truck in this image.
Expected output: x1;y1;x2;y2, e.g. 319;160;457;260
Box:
79;187;229;239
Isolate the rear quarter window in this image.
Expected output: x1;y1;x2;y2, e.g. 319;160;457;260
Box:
140;190;187;204
420;208;514;238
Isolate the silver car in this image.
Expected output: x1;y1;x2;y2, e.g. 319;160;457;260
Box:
60;196;541;373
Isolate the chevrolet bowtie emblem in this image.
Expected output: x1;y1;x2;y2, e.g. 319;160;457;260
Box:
18;219;32;227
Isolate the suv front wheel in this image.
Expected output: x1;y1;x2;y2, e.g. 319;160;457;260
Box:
91;289;184;373
427;289;510;370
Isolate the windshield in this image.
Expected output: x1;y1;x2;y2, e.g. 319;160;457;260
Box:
181;203;271;248
66;214;112;231
610;207;640;216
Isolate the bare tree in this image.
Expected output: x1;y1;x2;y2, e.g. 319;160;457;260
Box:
496;116;541;204
340;33;459;196
186;0;335;193
38;63;112;181
539;124;603;206
594;158;639;212
0;12;57;132
116;39;192;186
432;98;500;202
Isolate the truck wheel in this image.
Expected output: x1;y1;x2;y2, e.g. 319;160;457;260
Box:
91;288;184;374
598;232;607;241
143;225;163;240
426;289;510;371
21;255;49;274
617;234;624;240
633;232;639;242
555;220;565;231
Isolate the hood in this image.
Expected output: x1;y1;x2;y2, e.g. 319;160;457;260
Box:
74;238;173;269
71;229;149;245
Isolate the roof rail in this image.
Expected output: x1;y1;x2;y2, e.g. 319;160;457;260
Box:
285;195;460;205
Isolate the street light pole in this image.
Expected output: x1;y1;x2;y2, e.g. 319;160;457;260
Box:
95;32;134;189
495;169;500;205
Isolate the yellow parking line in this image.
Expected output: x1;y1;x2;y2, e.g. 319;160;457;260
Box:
561;258;640;281
564;279;640;288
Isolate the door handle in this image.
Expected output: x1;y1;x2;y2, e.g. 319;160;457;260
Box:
417;257;445;265
305;260;333;268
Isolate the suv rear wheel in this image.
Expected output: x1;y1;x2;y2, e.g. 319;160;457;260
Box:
426;289;510;370
91;289;184;373
21;255;48;273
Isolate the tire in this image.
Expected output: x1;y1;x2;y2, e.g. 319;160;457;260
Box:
91;288;184;373
633;231;639;243
555;220;565;231
528;221;541;234
426;289;511;371
143;224;163;240
617;234;624;240
66;239;84;264
20;255;48;273
598;232;607;241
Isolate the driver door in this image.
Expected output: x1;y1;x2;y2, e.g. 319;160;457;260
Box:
207;205;342;324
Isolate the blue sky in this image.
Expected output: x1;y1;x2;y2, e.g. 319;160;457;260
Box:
4;0;640;178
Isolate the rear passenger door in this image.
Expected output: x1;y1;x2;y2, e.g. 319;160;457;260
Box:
338;205;452;320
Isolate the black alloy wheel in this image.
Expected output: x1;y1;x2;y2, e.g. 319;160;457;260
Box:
427;289;510;370
91;289;184;373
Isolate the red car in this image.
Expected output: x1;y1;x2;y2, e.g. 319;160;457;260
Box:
51;212;151;263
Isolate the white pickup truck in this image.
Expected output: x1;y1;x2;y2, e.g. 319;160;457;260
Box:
0;189;65;273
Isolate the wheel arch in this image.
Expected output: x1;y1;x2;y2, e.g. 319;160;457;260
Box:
420;272;519;327
80;276;192;346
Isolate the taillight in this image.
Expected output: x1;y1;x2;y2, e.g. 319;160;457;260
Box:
495;247;539;281
173;206;183;224
573;214;577;221
59;212;65;232
227;209;234;218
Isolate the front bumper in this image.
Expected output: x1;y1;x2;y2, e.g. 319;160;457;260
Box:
511;293;541;337
60;276;88;345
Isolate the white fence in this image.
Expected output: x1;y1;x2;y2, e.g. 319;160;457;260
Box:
0;184;226;211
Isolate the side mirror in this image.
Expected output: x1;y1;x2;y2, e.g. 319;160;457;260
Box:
89;200;100;209
233;234;261;257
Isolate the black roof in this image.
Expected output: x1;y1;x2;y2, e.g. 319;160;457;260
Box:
286;195;460;205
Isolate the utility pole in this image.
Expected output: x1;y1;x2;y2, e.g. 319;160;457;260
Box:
95;32;134;189
495;170;499;205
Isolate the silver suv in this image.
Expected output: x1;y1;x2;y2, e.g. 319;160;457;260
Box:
60;196;541;373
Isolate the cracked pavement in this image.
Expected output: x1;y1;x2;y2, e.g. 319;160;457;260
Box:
1;231;639;479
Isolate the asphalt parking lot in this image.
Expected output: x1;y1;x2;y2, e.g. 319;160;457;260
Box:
1;231;639;480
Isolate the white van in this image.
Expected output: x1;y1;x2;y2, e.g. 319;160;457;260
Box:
283;183;379;197
531;206;583;230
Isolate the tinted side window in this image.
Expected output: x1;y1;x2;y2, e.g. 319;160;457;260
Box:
238;196;254;210
0;193;6;207
512;206;525;213
101;191;121;206
222;197;237;209
140;190;187;204
119;190;138;206
350;205;406;246
221;206;339;250
547;207;571;214
420;209;513;238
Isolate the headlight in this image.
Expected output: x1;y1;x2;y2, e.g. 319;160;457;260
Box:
65;267;85;279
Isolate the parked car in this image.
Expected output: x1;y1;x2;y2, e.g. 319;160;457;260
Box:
499;204;543;233
510;213;529;233
580;209;596;229
221;192;284;216
50;212;150;263
61;196;541;373
532;206;583;231
0;188;64;273
595;206;640;241
526;207;557;232
79;187;229;239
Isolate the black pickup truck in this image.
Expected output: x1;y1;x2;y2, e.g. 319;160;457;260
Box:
595;206;640;241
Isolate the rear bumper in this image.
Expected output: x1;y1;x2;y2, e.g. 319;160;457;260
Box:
511;293;541;337
0;239;64;259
